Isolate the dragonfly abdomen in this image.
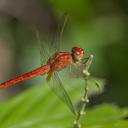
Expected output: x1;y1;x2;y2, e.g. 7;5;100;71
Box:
0;65;50;89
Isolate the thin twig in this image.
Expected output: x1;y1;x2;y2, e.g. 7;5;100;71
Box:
73;55;94;128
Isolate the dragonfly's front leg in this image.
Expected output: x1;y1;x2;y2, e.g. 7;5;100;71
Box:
69;55;94;78
68;62;87;78
82;54;94;79
68;65;80;78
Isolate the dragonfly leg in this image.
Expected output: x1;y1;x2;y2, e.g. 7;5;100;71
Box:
46;70;53;81
68;65;79;78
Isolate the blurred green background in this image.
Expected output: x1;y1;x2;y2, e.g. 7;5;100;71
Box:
0;0;128;127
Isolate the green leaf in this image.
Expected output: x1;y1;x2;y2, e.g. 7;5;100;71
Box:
0;79;127;128
83;104;128;127
87;77;105;96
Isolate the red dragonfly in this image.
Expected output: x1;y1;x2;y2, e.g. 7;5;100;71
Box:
0;17;85;114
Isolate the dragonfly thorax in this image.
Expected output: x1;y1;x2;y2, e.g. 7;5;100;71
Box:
47;51;73;71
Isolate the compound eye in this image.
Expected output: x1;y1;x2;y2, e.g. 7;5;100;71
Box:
72;47;84;59
80;49;84;57
76;51;80;55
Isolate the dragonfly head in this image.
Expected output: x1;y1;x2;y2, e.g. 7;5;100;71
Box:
71;47;84;62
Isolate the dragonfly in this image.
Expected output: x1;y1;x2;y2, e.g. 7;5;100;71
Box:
0;16;86;114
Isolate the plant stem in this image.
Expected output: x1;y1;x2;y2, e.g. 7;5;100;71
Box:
74;80;89;128
73;55;94;128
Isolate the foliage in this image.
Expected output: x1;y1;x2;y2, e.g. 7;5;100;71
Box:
0;78;127;128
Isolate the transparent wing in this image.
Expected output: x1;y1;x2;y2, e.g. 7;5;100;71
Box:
35;30;50;65
48;71;76;114
49;13;69;53
36;14;69;65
